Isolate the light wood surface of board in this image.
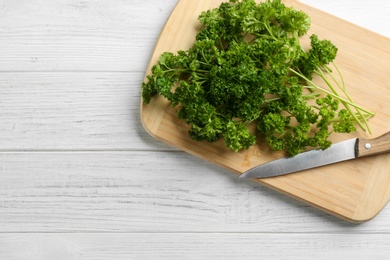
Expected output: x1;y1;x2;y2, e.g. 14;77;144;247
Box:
141;0;390;222
1;0;390;259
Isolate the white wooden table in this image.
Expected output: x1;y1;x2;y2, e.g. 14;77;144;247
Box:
1;0;389;259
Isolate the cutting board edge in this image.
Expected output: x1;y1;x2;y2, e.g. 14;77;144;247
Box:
139;0;182;138
255;178;389;223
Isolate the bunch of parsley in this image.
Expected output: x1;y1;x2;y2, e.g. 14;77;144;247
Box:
142;0;374;156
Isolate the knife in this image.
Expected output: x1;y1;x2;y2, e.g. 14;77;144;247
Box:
240;131;390;179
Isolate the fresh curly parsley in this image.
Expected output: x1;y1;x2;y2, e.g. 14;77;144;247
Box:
142;0;374;156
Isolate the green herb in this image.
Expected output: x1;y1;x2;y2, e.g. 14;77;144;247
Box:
142;0;374;156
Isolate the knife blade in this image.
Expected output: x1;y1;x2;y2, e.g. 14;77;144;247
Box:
240;131;390;179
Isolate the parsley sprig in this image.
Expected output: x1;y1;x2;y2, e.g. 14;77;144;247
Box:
142;0;374;156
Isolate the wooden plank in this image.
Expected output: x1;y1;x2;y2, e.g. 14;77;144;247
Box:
1;152;389;232
0;72;173;150
0;233;390;260
140;0;390;222
0;0;177;71
0;0;388;73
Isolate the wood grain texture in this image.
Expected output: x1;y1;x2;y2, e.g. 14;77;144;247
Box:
0;0;177;72
0;151;380;232
140;0;390;222
1;152;389;233
1;0;390;258
0;72;173;150
1;233;390;260
357;131;390;157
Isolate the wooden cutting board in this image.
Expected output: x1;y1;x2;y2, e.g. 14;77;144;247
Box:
140;0;390;222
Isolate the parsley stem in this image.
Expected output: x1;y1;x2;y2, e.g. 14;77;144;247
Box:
289;68;374;117
317;67;373;134
314;68;367;132
322;64;372;134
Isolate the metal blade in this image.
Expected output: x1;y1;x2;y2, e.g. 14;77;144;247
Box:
240;138;358;179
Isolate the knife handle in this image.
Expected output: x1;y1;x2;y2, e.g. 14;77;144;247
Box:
356;131;390;158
